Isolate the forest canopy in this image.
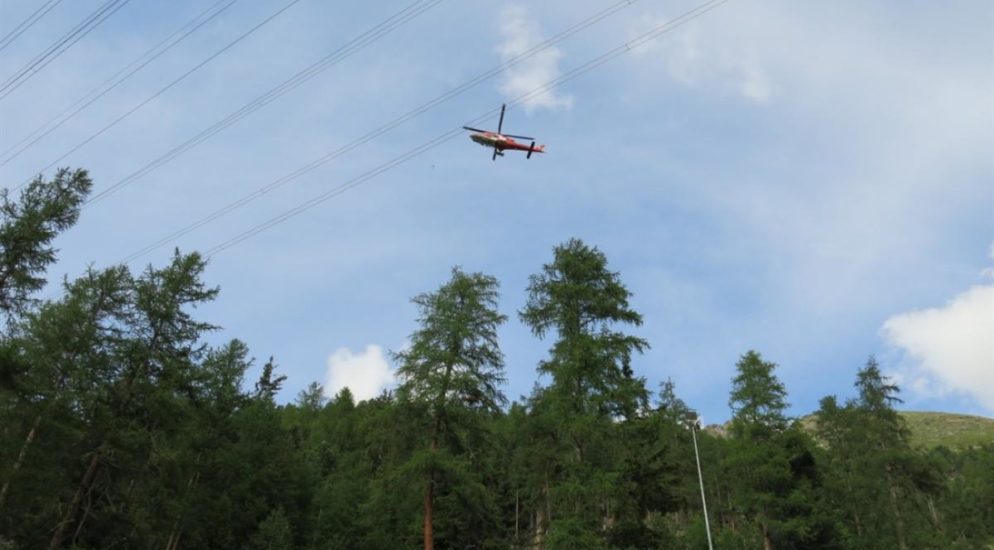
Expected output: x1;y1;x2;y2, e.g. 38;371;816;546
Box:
1;170;991;549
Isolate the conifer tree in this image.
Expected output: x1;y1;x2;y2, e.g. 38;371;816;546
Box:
816;358;945;549
520;238;649;544
725;351;827;549
394;267;507;550
0;168;91;319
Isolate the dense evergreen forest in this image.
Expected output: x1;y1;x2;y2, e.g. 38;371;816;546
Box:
1;170;992;549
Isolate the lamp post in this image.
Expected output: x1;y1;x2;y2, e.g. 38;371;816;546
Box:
684;410;714;550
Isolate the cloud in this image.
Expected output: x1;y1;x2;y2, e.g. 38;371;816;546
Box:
983;243;994;279
882;283;994;411
324;345;395;402
627;1;993;320
641;20;772;103
496;5;573;112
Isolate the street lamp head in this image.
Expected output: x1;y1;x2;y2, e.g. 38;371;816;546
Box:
683;410;701;430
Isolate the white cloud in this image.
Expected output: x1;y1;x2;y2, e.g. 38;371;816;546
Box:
882;284;994;411
629;1;993;318
983;243;994;279
324;344;395;402
641;20;772;103
496;6;573;112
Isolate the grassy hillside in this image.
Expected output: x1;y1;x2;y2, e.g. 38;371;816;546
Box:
899;411;994;450
799;411;994;450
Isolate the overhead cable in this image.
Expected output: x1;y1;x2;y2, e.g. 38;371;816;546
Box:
0;0;65;53
15;0;302;190
118;0;644;263
0;0;130;101
84;0;447;206
0;0;238;166
42;0;727;305
199;0;730;258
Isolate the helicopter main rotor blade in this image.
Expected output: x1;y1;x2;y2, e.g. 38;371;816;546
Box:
462;126;488;133
497;103;505;134
492;147;498;161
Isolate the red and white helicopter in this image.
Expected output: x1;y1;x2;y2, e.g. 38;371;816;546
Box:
463;104;545;161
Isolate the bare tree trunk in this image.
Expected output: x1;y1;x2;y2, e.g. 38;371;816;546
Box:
71;488;94;547
165;469;200;550
514;489;519;541
845;474;864;538
423;473;434;550
927;495;940;530
533;506;546;549
49;451;100;550
423;432;437;550
545;477;552;524
762;521;773;550
884;463;908;550
0;413;42;510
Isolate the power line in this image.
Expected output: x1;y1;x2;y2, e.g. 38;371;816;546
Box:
83;0;447;207
0;0;65;53
201;0;730;258
14;0;303;190
118;0;643;264
0;0;238;166
41;0;727;305
0;0;126;96
0;0;130;101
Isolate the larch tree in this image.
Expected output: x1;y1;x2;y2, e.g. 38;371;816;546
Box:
0;168;92;320
817;358;945;549
394;267;507;550
519;238;650;544
1;168;93;511
725;351;827;549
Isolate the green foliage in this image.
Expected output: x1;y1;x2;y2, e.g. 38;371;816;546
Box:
544;516;608;549
901;411;994;450
249;507;294;550
935;443;994;547
722;351;836;548
729;350;789;437
520;238;649;418
0;195;988;550
295;381;327;412
395;267;507;413
255;356;287;402
393;266;508;548
814;358;947;550
0;168;91;318
517;238;657;544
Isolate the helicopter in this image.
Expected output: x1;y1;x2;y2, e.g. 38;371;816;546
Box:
463;104;545;161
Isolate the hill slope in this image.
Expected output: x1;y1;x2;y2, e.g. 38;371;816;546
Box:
899;411;994;449
797;411;994;450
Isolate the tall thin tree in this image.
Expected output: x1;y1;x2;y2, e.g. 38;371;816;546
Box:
394;267;507;550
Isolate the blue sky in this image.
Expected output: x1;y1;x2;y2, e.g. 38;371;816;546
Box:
1;0;991;423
